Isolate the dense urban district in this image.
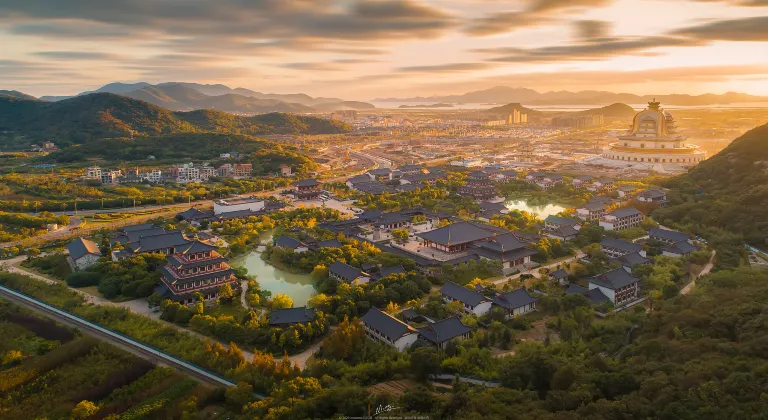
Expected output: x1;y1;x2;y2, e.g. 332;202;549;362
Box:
1;88;768;420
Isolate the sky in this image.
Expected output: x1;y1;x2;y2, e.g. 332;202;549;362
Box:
1;0;768;100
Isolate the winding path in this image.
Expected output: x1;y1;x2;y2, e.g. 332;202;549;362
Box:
680;250;716;295
1;256;323;369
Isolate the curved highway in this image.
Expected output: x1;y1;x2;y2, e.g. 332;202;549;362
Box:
0;285;263;394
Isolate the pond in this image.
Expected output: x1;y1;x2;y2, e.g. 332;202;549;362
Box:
232;230;316;305
504;200;567;219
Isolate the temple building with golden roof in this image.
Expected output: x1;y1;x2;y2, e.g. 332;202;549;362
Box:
601;100;706;168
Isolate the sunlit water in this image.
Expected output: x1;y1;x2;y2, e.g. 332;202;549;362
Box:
504;200;566;219
232;230;316;305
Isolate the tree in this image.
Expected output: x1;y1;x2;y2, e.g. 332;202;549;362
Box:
225;382;254;409
392;228;409;244
445;300;464;315
410;347;440;381
71;400;99;419
385;300;400;314
272;293;294;309
219;283;235;301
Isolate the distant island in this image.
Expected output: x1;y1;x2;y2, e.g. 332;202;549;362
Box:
399;103;455;109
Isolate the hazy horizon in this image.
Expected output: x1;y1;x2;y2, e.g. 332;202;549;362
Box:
2;0;767;99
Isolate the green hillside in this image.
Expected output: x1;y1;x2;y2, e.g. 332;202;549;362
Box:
571;103;636;118
483;102;542;118
0;90;38;101
0;93;351;148
654;122;768;266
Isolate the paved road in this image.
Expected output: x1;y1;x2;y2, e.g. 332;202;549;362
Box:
681;250;716;295
492;253;585;285
0;284;241;390
2;256;323;369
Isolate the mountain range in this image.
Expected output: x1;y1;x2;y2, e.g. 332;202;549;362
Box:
0;92;351;148
375;86;768;106
33;82;376;114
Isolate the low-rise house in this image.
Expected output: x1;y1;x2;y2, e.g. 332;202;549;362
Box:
599;207;644;231
311;239;343;251
589;178;615;191
600;237;645;258
617;185;637;198
536;174;563;190
549;268;570;285
610;252;651;273
587;268;640;306
293;179;323;200
545;225;579;241
589;196;614;207
361;307;419;351
418;221;500;254
155;241;237;304
662;241;699;257
472;233;537;273
371;265;407;281
417;317;474;349
648;228;690;244
459;171;497;200
439;281;492;316
176;208;216;224
498;169;518;181
400;172;440;186
329;261;371;284
67;238;102;271
491;288;538;318
572;175;593;187
564;284;611;305
274;235;309;253
637;189;668;206
398;164;424;176
576;202;606;221
544;215;581;232
543;215;581;241
269;307;315;326
368;168;393;181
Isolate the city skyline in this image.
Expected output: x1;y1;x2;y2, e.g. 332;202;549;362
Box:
2;0;767;99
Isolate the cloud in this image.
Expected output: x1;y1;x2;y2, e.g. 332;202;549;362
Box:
33;51;122;60
465;0;614;36
573;20;612;41
396;62;494;73
672;16;768;41
0;0;457;45
477;36;701;63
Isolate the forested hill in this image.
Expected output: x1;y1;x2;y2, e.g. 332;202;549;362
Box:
654;122;768;265
0;93;351;147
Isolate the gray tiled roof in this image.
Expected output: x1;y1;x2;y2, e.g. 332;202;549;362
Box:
129;231;190;253
550;269;569;279
275;235;304;249
177;241;217;254
581;202;606;211
418;221;497;246
648;228;689;243
122;223;157;232
601;237;643;253
418;317;474;345
663;241;699;255
549;225;579;238
369;168;393;176
361;307;417;342
564;284;610;304
611;252;651;267
475;233;527;252
316;239;343;249
588;268;640;290
440;281;487;307
294;179;320;187
269;307;315;325
545;215;580;226
373;265;406;280
492;288;537;310
611;207;642;218
67;237;101;260
639;189;666;198
329;261;365;281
